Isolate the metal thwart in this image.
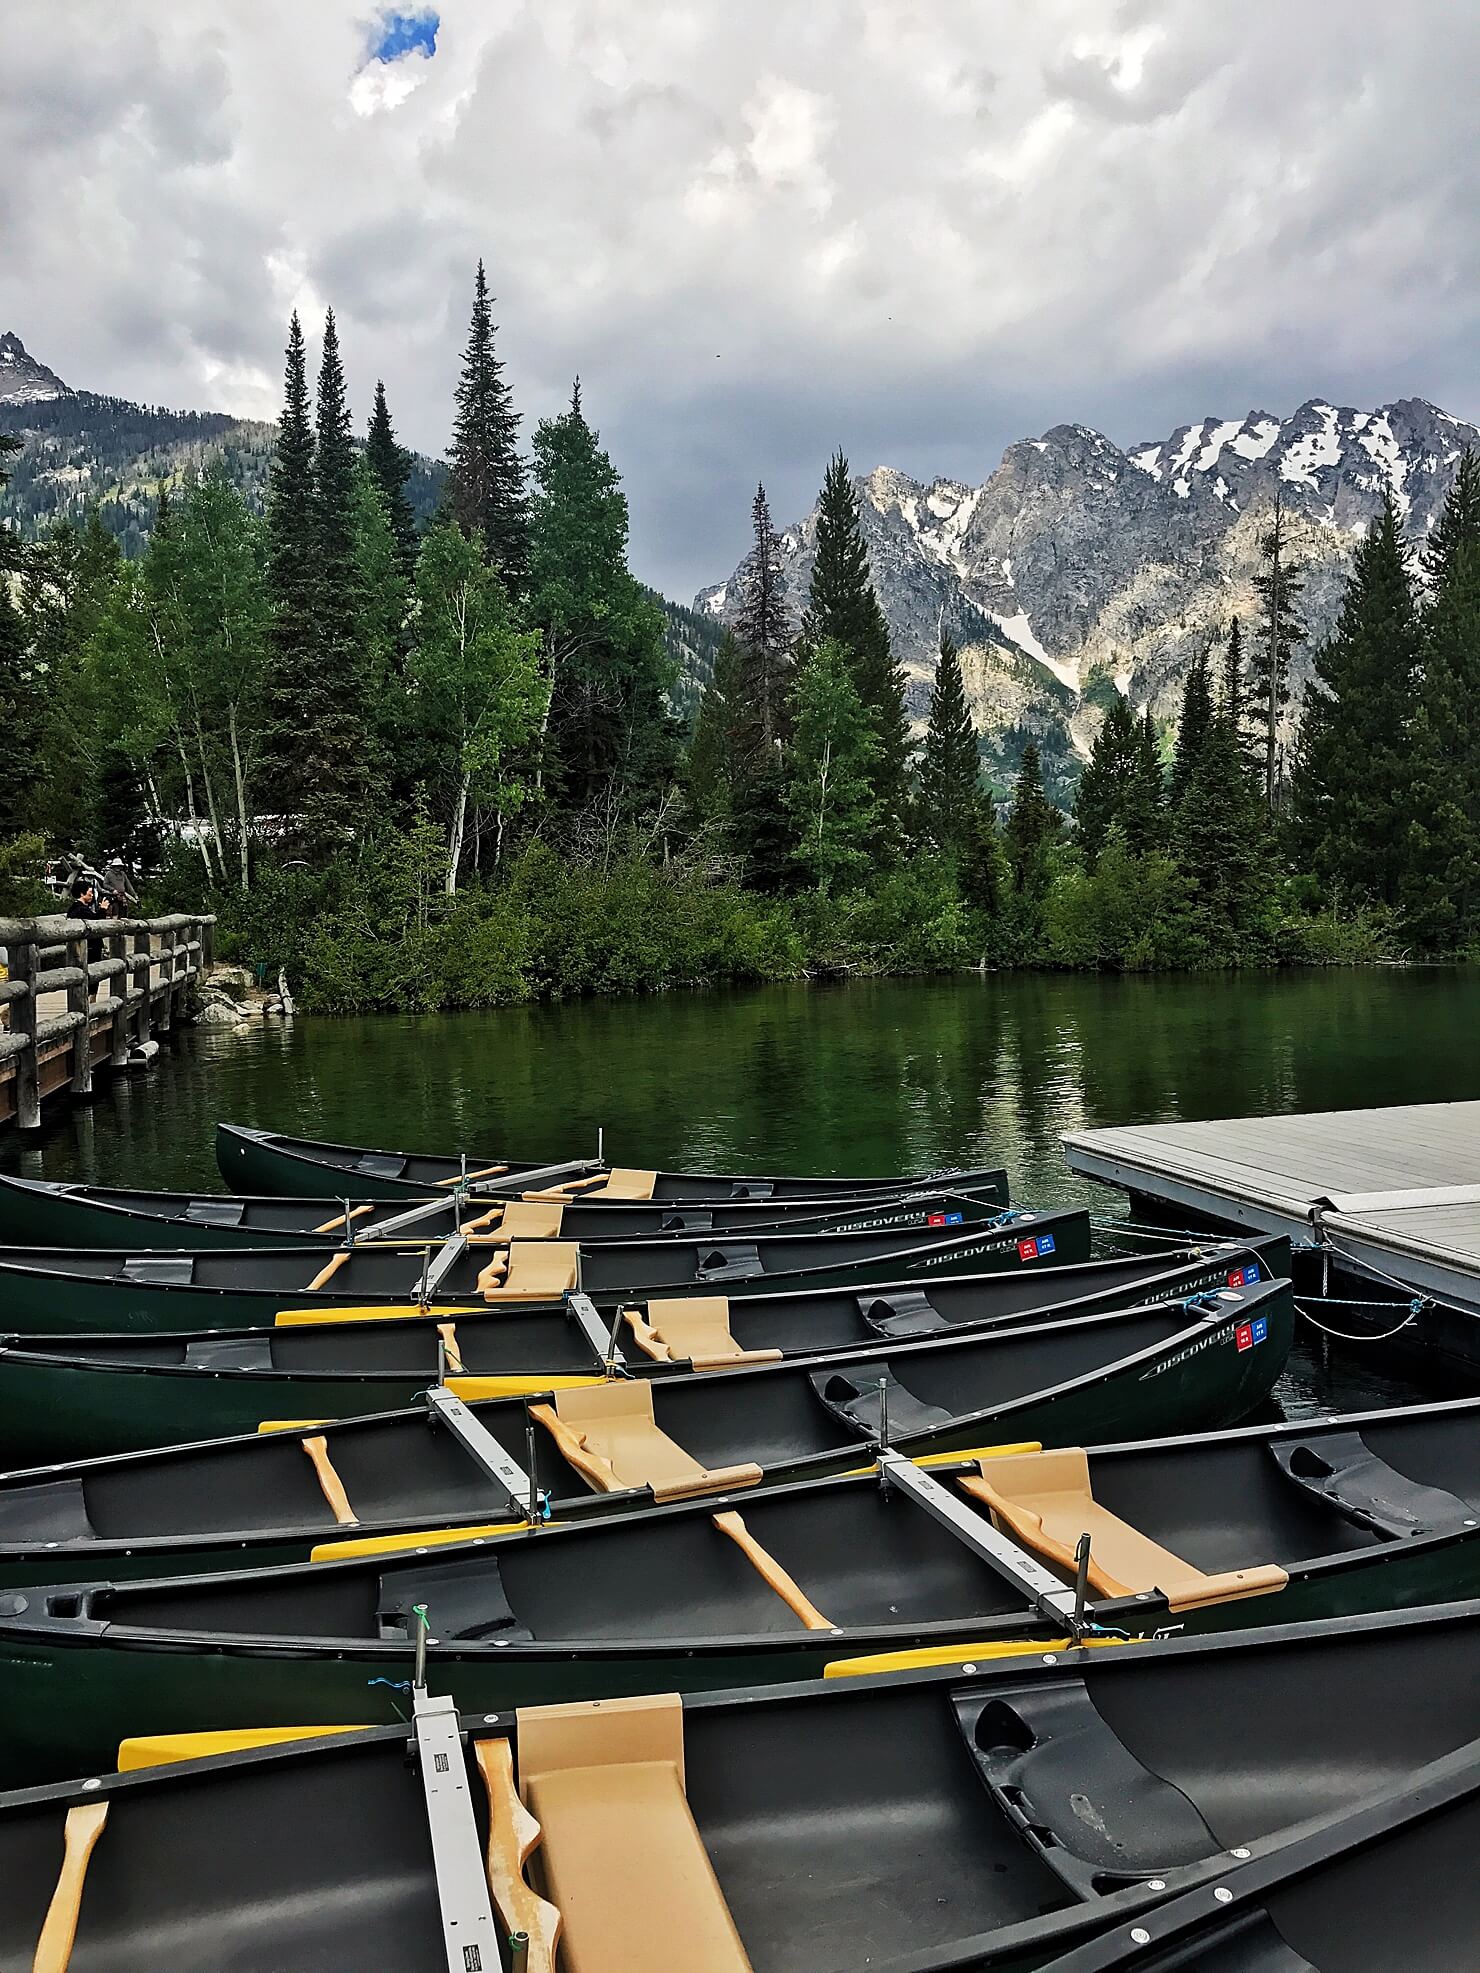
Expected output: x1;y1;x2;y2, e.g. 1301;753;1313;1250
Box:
416;1231;469;1301
408;1608;501;1973
566;1291;625;1372
877;1450;1097;1639
425;1384;536;1516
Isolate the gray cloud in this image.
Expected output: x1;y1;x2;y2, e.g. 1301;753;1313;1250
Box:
1;0;1476;597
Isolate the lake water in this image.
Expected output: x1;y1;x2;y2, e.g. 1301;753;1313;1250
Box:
7;967;1479;1419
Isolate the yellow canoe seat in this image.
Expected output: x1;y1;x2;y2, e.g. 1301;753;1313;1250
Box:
118;1725;372;1771
824;1636;1126;1678
311;1520;533;1563
531;1382;762;1503
511;1694;750;1973
961;1448;1288;1614
274;1304;483;1327
626;1296;783;1371
478;1242;581;1302
526;1168;658;1203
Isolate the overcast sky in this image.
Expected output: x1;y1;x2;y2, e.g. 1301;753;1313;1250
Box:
3;2;1477;597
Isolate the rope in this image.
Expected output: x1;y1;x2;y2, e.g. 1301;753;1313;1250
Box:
1294;1293;1426;1343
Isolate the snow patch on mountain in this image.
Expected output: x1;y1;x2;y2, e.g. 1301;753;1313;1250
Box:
0;332;69;406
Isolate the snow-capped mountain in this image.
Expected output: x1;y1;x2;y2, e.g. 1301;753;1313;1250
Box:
0;332;69;406
697;397;1479;787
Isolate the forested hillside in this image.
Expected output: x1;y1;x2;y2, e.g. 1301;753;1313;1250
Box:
2;274;1476;1007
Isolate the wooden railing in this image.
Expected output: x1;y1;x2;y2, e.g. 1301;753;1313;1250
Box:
0;912;216;1131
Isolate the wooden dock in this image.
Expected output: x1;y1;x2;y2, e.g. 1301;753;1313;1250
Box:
0;911;216;1131
1063;1103;1480;1360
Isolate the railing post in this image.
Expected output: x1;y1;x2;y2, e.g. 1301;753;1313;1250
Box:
132;928;153;1048
67;927;93;1097
7;937;40;1130
155;922;174;1034
107;929;128;1070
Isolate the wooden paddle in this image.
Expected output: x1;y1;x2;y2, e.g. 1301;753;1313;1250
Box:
32;1798;108;1973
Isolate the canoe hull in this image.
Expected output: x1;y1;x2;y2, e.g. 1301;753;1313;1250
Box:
0;1496;1477;1788
0;1209;1092;1338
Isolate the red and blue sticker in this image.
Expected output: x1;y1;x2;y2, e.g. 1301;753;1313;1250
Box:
1235;1315;1270;1352
927;1211;965;1227
1017;1233;1056;1261
1227;1263;1262;1287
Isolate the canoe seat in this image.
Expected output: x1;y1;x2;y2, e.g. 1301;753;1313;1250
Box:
856;1288;952;1338
808;1362;953;1441
961;1450;1288;1614
355;1154;407;1179
377;1555;531;1643
513;1694;752;1973
120;1256;195;1285
184;1200;246;1228
463;1201;566;1241
625;1296;784;1371
527;1168;658;1203
529;1384;762;1503
182;1336;275;1371
0;1476;94;1542
1268;1431;1479;1540
478;1242;581;1302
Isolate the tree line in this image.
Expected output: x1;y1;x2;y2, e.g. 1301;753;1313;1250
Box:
1;265;1476;1003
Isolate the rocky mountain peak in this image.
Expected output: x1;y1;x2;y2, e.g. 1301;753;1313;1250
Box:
0;333;70;407
698;392;1480;793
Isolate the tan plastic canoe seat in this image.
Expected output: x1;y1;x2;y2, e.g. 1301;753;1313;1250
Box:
529;1383;763;1502
463;1201;566;1241
626;1296;784;1371
514;1695;752;1973
961;1449;1288;1614
526;1168;658;1203
477;1241;580;1302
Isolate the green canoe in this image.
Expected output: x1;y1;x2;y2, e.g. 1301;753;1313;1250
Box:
0;1169;1009;1252
0;1236;1289;1461
0;1273;1292;1521
2;1397;1477;1786
0;1206;1091;1337
3;1606;1476;1965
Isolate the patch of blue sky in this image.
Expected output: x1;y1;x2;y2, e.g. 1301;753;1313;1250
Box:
370;10;439;64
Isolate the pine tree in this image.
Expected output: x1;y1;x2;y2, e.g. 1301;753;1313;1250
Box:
799;453;910;837
962;786;1005;920
919;629;980;858
685;632;742;826
1126;708;1166;853
1074;696;1139;867
0;433;40;837
445;260;528;587
528;384;674;814
1288;493;1421;910
1173;711;1271;950
1250;495;1304;808
785;638;880;893
1170;639;1214;808
1005;742;1063;894
259;313;319;832
1398;450;1480;948
731;483;792;753
365;380;418;580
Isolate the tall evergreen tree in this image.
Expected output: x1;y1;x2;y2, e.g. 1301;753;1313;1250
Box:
1127;708;1166;853
1170;639;1214;808
259;313;319;830
919;628;980;858
731;482;792;753
1250;495;1304;808
528;384;674;815
785;638;880;893
1287;493;1420;910
685;632;742;827
444;260;528;587
1172;711;1271;949
1074;696;1137;866
799;453;910;836
0;433;40;838
1005;742;1063;894
365;380;418;581
1401;452;1480;948
1220;616;1253;765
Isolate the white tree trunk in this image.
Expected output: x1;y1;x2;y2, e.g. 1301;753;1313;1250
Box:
228;706;251;892
446;773;471;895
